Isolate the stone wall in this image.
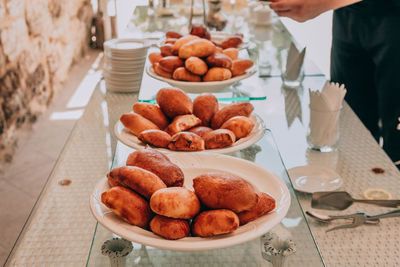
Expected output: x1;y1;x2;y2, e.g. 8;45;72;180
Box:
0;0;93;164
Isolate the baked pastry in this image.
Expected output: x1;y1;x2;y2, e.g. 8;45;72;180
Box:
192;209;239;237
166;30;182;39
158;56;184;73
133;102;169;130
148;53;163;65
173;35;199;54
165;38;178;44
188;126;213;138
204;129;236;149
222;48;239;60
206;53;233;69
219;36;243;49
150;215;190;240
168;132;205;151
193;171;258;213
203;67;232;82
126;148;184;187
220;116;254;139
160;43;175;57
120;113;159;136
238;192;276;225
231;59;254;76
211;102;254;129
166;114;201;135
193;93;219;126
190;24;211;40
107;166;166;199
185;57;208;76
101;186;152;227
138;129;172;148
156;88;193;119
179;39;216;59
150;187;200;219
172;67;202;82
154;63;172;79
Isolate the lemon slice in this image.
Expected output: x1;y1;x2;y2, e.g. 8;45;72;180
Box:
363;188;392;200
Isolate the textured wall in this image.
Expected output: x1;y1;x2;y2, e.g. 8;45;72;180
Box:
0;0;93;163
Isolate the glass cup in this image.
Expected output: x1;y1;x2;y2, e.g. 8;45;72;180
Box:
307;107;341;152
280;49;305;89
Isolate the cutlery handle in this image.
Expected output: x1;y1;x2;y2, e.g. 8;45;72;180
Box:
354;199;400;208
367;209;400;220
139;96;267;103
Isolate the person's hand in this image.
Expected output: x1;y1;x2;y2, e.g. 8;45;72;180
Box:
269;0;361;22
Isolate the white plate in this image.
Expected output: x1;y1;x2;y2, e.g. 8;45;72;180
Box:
288;165;343;193
114;111;266;154
90;153;291;251
146;66;256;93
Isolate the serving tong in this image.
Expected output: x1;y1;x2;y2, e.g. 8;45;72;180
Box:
306;209;400;232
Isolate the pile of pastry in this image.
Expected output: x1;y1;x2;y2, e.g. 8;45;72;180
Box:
101;148;276;240
120;87;256;151
149;24;253;82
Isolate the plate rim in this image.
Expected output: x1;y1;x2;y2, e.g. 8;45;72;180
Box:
288;165;343;193
114;111;266;154
90;153;291;251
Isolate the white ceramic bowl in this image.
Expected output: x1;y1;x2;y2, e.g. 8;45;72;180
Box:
146;66;256;93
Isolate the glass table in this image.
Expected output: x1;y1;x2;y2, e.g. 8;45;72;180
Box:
6;2;400;267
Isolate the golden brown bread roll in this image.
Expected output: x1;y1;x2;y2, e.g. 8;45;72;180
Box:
231;59;254;76
154;63;172;79
165;114;201;135
190;24;211;40
165;38;177;44
107;166;166;199
220;116;254;139
168;132;205;151
193;93;219;126
149;53;163;65
238;192;276;225
101;186;152;228
193;171;258;213
188;126;213;138
211;102;254;129
215;47;223;53
156;88;193;119
160;43;175;57
222;48;239;60
126;148;184;187
220;36;243;49
158;56;184;73
138;129;172;148
179;39;216;59
133;102;169;130
206;53;233;69
185;57;208;76
150;187;200;219
203;67;232;82
204;129;236;149
150;215;190;240
166;30;182;39
120;113;159;136
192;209;239;237
172;67;202;82
173;35;199;54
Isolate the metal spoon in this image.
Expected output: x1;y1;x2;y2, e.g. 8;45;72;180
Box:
312;191;400;210
306;211;380;224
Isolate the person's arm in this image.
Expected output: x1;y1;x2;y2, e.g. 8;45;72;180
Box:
269;0;362;22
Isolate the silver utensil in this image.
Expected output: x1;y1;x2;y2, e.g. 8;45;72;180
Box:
312;191;400;210
306;209;400;232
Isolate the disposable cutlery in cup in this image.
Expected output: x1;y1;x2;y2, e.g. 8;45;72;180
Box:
312;191;400;210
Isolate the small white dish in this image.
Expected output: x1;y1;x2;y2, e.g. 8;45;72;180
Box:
146;66;256;93
287;165;343;193
90;153;290;251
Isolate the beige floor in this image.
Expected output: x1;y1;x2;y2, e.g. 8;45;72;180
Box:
0;50;101;265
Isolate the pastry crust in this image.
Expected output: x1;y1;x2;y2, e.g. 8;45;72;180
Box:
150;187;201;219
107;166;166;199
192;209;239;237
222;48;239;60
204;129;236;149
172;67;202;82
101;186;152;228
160;43;175;57
154;63;172;79
206;53;233;69
188;126;213;138
158;56;184;73
138;129;172;148
231;59;254;76
203;67;232;82
238;192;276;225
193;171;258;213
211;102;254;129
193;93;219;126
173;35;199;54
150;215;190;240
133;102;169;130
220;116;254;139
185;57;208;76
179;38;216;59
166;114;201;135
148;53;163;65
120;113;159;136
156;88;193;119
166;30;182;39
168;132;205;151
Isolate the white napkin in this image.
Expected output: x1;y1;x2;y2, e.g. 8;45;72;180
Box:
285;43;306;80
308;82;347;147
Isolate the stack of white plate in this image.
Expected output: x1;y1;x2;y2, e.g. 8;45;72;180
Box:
103;39;150;93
